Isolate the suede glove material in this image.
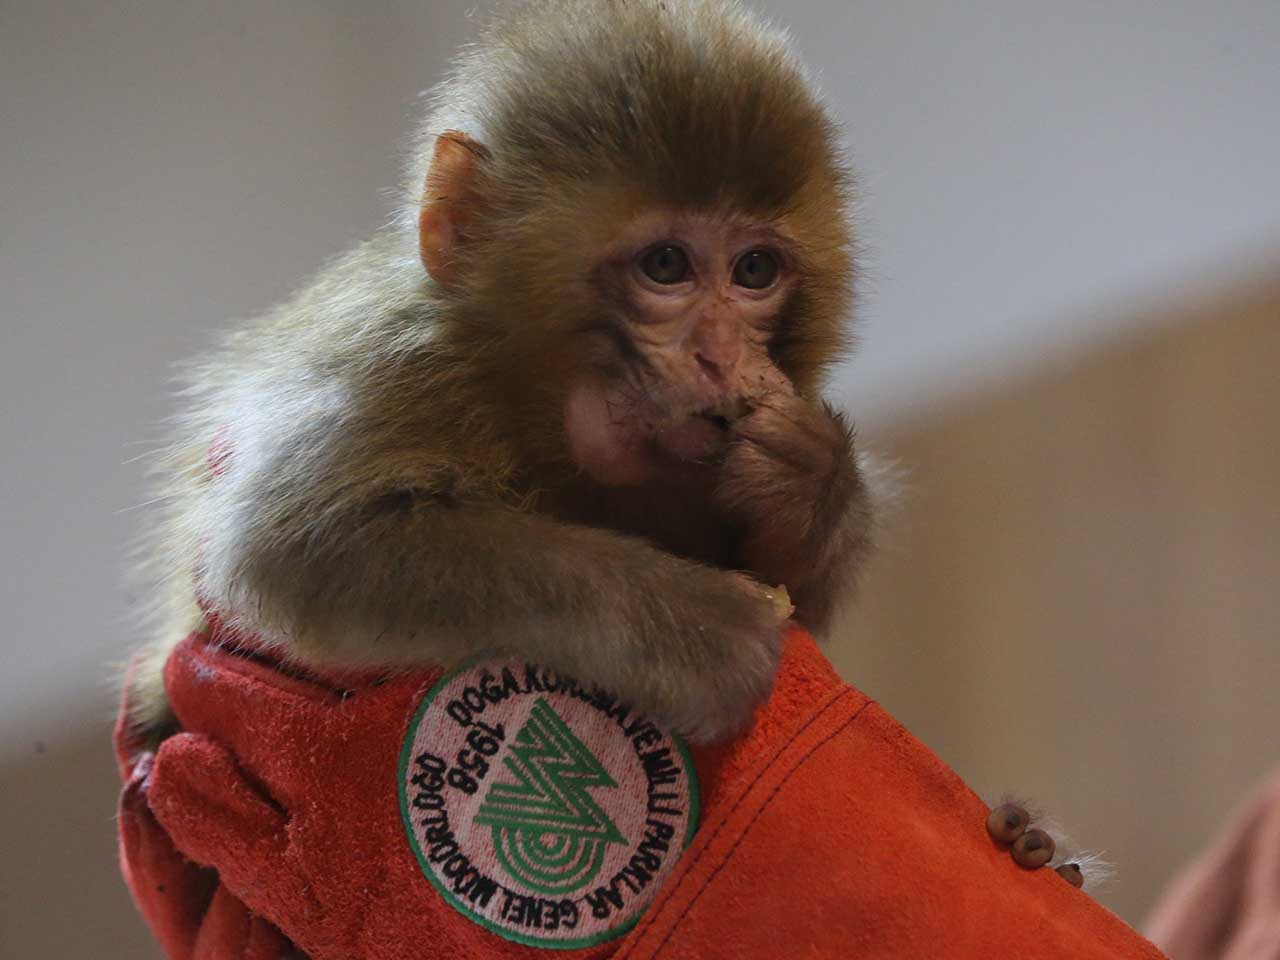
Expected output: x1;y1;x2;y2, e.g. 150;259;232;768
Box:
118;624;1166;959
115;657;295;960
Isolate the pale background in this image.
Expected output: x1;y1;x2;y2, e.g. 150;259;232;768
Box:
2;1;1277;956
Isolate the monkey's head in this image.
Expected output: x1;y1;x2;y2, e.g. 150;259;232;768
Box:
415;0;854;487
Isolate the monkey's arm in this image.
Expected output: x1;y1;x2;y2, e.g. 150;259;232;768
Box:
206;481;786;743
716;395;873;634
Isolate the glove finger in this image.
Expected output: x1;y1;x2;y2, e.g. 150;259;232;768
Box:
119;752;218;960
149;732;297;907
163;634;350;797
164;632;428;805
192;885;294;960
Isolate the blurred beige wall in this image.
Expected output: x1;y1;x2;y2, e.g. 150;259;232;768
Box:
0;4;473;956
832;278;1280;925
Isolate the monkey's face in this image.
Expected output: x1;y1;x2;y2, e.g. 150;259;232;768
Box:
418;130;853;485
562;211;800;487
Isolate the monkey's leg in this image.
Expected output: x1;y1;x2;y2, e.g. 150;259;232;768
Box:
121;636;185;758
986;802;1087;888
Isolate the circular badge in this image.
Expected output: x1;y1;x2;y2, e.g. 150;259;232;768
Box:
398;660;700;949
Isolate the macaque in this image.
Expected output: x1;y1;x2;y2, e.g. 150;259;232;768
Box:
132;0;1084;883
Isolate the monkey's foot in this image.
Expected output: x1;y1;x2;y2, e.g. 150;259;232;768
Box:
986;802;1085;888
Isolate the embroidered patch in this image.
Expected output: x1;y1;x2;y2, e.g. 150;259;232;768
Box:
398;661;700;949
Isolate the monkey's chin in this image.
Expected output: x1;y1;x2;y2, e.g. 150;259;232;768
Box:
564;380;721;488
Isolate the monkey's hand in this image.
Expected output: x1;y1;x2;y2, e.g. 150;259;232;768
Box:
627;567;792;743
714;390;871;629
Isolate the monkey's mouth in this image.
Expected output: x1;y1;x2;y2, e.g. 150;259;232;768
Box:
650;408;734;465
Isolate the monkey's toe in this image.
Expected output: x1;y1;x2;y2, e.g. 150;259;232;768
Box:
986;802;1030;845
986;804;1071;875
1055;863;1084;888
986;802;1091;888
1012;828;1056;869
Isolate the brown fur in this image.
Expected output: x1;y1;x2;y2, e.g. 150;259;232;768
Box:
131;0;871;744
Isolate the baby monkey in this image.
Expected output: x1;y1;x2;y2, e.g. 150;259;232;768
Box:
135;0;860;743
133;0;1082;884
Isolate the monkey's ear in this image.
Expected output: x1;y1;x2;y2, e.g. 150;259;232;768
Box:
419;131;490;289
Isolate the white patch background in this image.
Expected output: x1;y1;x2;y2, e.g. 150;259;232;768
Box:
400;660;699;947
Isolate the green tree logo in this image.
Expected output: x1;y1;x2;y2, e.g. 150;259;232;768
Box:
475;697;627;895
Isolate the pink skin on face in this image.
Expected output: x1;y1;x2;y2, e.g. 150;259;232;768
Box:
563;373;656;486
564;212;799;487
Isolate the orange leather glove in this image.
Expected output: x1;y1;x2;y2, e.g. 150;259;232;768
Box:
115;657;296;959
120;623;1167;959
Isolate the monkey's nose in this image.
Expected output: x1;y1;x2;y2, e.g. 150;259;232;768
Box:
695;351;725;384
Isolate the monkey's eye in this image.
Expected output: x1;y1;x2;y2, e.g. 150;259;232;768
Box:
732;250;780;290
640;245;691;285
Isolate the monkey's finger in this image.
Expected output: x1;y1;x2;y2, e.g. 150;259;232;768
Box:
733;401;848;474
728;430;813;477
148;733;298;905
760;583;795;621
734;401;824;452
727;572;793;624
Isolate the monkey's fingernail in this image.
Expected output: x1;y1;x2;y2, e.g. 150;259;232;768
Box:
764;584;794;621
1056;863;1084;888
986;803;1030;845
1012;828;1056;869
